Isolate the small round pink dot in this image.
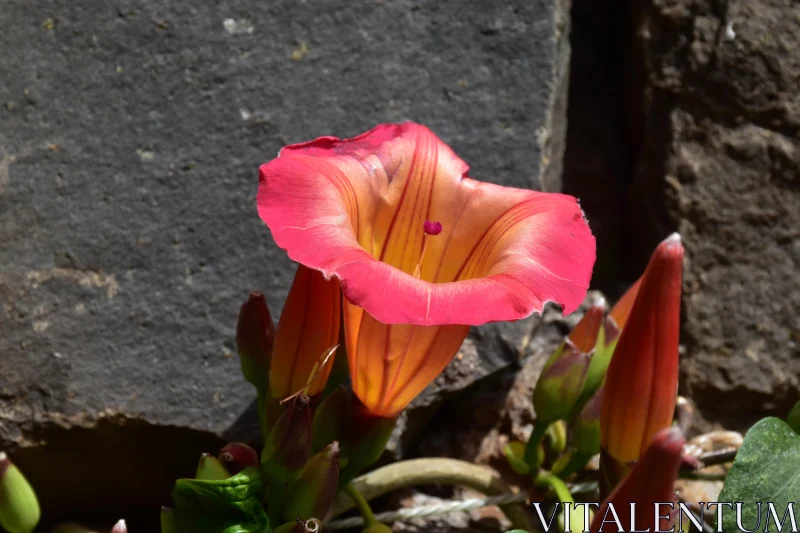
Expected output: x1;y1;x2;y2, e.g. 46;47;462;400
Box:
423;220;443;236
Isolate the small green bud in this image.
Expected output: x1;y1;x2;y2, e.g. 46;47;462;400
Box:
283;442;340;523
0;453;40;533
195;453;231;480
262;394;312;483
218;442;259;475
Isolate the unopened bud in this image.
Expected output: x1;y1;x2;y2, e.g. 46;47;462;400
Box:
110;519;127;533
261;394;312;483
533;301;605;423
283;442;340;523
195;453;231;480
236;291;276;392
0;453;40;533
218;442;259;475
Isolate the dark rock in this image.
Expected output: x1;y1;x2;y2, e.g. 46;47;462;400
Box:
626;0;800;430
0;0;574;521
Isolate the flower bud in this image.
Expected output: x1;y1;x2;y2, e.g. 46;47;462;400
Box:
0;453;40;533
218;442;259;475
110;519;127;533
283;442;340;523
195;453;231;480
592;428;684;532
533;301;605;423
600;234;683;482
261;394;313;483
236;291;276;392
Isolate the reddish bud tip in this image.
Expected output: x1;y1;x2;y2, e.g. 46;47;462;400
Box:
218;442;259;475
568;298;607;353
423;220;442;236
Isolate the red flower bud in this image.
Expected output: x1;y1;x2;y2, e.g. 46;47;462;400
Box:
601;234;683;469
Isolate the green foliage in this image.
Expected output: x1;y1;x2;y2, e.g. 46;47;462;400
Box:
718;418;800;533
167;467;270;533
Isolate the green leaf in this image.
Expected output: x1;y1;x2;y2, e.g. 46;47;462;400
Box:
718;417;800;533
169;467;270;533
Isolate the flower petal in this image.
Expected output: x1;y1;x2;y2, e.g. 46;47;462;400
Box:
258;123;595;326
344;299;469;417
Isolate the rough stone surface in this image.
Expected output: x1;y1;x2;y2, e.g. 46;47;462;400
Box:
0;0;573;521
628;0;800;429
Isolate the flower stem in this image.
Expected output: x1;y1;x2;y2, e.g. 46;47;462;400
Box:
328;458;533;531
343;483;377;526
524;419;551;471
534;473;573;504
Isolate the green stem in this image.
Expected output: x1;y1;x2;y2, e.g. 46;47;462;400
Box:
524;419;551;471
535;473;574;504
328;458;533;531
555;451;593;479
536;474;585;533
343;483;377;526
